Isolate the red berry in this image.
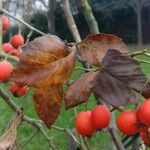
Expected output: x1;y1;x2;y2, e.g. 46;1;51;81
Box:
116;110;139;136
137;99;150;126
11;34;24;48
75;111;95;136
2;43;13;53
140;128;150;146
0;60;13;82
91;105;111;129
2;16;10;31
10;82;27;97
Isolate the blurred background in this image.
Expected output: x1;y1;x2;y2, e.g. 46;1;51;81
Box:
2;0;150;45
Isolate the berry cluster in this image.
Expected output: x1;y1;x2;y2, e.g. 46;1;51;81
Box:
1;16;27;97
116;99;150;146
2;16;24;58
75;105;111;136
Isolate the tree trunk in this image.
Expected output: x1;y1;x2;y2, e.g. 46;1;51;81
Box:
137;0;143;46
61;0;81;43
47;0;56;34
78;0;99;34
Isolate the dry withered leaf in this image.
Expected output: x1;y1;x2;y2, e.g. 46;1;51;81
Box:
11;35;77;128
78;33;129;66
11;35;68;86
92;49;150;106
33;49;77;127
64;71;98;109
0;116;21;150
34;83;63;128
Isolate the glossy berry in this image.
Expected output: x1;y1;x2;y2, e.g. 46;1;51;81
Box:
0;60;13;82
140;128;150;146
116;110;139;136
75;111;95;136
11;34;24;48
10;82;27;97
2;43;13;53
2;16;10;31
91;105;111;129
137;99;150;126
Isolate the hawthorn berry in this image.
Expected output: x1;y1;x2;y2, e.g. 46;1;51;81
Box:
137;99;150;126
116;110;139;136
10;82;27;97
11;34;24;48
91;105;111;130
2;16;10;31
2;43;13;53
0;60;13;82
75;111;95;136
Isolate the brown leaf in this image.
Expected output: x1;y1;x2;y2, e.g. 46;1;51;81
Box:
34;82;63;128
33;49;76;127
0;116;21;150
92;49;150;106
64;71;98;109
11;35;68;86
11;35;77;128
78;33;129;66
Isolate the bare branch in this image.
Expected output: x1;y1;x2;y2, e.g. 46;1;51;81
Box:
0;9;46;35
0;51;19;62
0;86;20;112
108;127;126;150
131;49;150;58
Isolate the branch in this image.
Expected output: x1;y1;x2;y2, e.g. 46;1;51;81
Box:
0;52;19;62
0;86;57;149
0;9;46;36
134;58;150;64
0;86;20;112
131;49;150;57
61;0;81;43
108;127;125;150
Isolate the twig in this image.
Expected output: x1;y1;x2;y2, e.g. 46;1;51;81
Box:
22;116;57;150
82;137;90;150
0;9;46;36
19;129;39;150
0;86;20;112
134;58;150;64
0;86;58;149
108;127;125;150
25;30;33;44
131;49;150;57
0;52;19;62
75;66;97;72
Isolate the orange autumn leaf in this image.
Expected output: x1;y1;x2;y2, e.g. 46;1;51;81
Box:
78;33;129;66
11;35;68;86
11;35;77;128
34;83;63;128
